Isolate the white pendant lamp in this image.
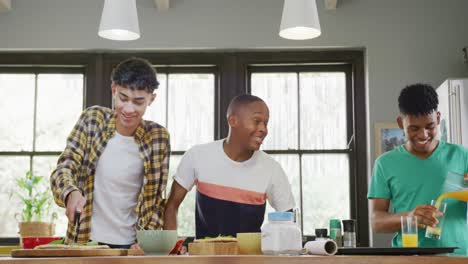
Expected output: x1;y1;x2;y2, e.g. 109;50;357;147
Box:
279;0;321;40
98;0;140;41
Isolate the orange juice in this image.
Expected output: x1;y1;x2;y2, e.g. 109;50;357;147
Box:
425;190;468;240
402;234;418;247
435;190;468;208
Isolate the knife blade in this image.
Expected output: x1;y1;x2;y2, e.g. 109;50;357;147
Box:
72;210;81;244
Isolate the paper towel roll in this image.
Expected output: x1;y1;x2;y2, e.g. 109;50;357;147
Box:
304;240;338;256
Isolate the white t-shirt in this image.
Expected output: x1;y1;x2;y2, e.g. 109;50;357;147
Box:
90;132;144;245
174;139;295;238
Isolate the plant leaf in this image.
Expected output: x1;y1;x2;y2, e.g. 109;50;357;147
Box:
32;176;43;185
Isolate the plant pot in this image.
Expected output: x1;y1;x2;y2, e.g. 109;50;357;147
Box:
18;222;55;237
22;236;62;249
18;221;56;248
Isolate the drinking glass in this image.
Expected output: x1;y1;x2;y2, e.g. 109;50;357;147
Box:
401;215;418;247
425;200;447;240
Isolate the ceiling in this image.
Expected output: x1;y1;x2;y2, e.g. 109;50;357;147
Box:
0;0;339;12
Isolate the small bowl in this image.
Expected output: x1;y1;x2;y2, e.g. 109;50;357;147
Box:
136;230;178;255
237;232;262;255
22;237;62;249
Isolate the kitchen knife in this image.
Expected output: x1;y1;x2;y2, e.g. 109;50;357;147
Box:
72;210;81;244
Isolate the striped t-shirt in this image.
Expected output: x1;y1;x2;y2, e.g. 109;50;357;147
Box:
174;140;295;238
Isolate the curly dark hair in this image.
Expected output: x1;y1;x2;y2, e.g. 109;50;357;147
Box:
110;57;159;93
398;83;438;116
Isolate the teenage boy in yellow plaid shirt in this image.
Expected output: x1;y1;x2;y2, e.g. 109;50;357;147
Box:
50;57;170;248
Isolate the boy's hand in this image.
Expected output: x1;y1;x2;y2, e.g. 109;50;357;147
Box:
130;243;142;250
410;204;442;228
66;191;86;223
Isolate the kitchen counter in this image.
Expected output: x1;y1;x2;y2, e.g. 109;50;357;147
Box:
0;255;467;264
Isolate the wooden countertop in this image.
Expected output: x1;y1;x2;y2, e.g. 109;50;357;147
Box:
0;255;467;264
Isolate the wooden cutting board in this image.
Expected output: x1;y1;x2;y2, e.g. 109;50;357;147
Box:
11;248;144;258
188;242;239;255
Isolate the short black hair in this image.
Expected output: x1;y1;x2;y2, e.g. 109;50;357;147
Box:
111;57;159;93
398;83;438;116
226;94;265;116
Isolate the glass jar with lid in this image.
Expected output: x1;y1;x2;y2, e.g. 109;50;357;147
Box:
261;212;302;255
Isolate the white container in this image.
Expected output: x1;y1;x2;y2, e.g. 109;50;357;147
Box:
304;240;338;256
261;212;302;255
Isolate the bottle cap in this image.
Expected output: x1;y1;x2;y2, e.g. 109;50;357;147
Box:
315;228;328;238
330;219;341;229
342;219;356;232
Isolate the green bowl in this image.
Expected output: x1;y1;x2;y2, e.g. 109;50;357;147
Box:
136;230;178;255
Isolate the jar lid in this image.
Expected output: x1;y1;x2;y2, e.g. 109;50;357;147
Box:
268;212;294;221
342;219;356;232
330;219;341;228
315;228;328;238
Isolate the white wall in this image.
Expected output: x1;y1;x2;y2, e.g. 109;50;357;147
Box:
1;0;468;246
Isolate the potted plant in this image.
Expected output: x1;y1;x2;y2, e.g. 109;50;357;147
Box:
11;171;57;239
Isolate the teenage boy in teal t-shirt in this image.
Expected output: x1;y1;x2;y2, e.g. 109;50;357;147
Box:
368;83;468;255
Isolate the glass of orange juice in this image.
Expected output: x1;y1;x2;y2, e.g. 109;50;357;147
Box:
401;216;418;247
425;200;447;240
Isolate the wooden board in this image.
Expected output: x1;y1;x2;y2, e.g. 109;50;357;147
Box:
11;248;144;258
188;242;239;255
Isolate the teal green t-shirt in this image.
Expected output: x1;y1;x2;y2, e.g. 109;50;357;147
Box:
368;141;468;255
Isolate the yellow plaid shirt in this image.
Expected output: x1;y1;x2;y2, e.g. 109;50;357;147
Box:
50;106;170;244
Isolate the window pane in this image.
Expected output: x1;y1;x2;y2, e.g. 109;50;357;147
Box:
0;74;35;151
0;156;30;236
302;154;350;235
251;73;298;150
167;74;215;151
166;155;195;237
300;72;347;149
36;74;84;151
264;154;300;223
33;156;67;237
143;73;167;127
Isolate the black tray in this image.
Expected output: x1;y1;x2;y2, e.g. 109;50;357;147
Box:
336;247;458;255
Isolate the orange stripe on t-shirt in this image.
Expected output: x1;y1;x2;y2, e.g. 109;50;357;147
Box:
197;181;267;205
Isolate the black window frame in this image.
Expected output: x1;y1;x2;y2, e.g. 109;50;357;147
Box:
248;64;354;236
0;50;367;246
234;51;367;245
0;66;85;162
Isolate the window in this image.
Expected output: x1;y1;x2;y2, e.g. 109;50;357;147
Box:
250;66;353;235
0;51;367;245
0;71;84;237
143;67;217;236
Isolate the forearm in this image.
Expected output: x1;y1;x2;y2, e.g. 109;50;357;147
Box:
163;205;178;230
372;210;410;233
